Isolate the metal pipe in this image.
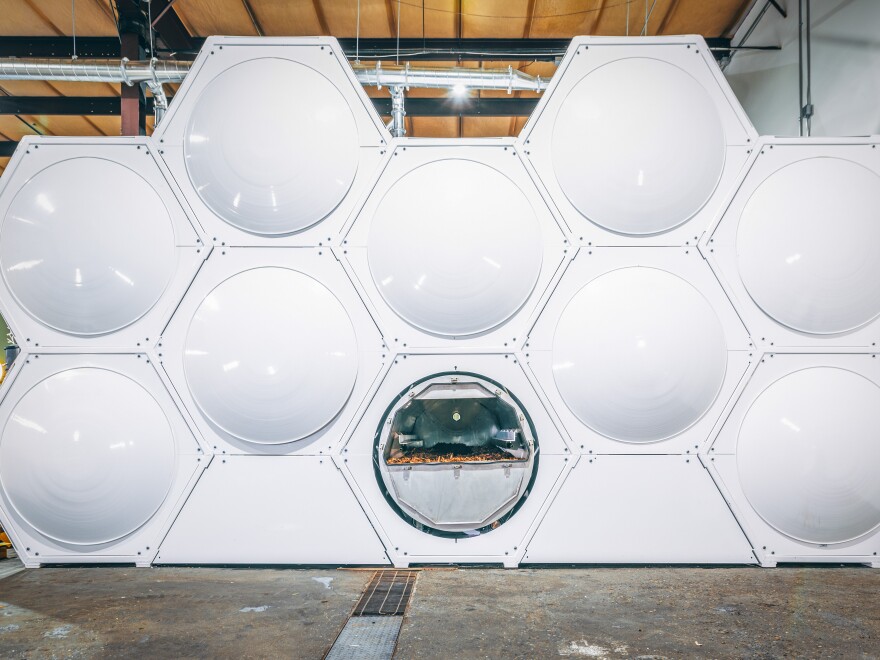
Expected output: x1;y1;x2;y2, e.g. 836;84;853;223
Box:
0;57;547;94
0;57;189;83
722;0;772;71
798;0;804;136
352;62;547;93
805;0;813;136
389;85;406;137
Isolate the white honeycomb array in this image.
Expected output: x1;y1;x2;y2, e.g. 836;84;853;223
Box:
0;36;878;569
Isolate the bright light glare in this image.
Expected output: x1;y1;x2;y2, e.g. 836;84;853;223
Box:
451;84;468;97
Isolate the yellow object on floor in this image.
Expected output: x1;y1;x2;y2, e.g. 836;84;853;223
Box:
0;531;11;559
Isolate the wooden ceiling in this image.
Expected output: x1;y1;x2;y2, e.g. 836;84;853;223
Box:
0;0;754;174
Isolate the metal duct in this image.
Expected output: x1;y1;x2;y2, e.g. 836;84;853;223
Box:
0;57;547;93
352;63;548;93
0;57;190;84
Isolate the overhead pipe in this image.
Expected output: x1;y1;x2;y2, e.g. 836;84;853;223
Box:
387;86;407;138
0;57;548;93
0;57;189;84
352;62;548;93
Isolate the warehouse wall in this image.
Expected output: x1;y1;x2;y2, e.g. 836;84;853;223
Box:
724;0;880;137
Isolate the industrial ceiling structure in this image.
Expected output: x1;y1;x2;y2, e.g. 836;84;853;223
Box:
0;0;761;175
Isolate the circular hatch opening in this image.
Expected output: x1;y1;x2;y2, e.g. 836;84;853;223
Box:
374;373;539;538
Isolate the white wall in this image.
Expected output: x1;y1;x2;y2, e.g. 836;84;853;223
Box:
723;0;880;137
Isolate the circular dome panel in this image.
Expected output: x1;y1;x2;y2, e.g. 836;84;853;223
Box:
185;58;359;235
0;368;176;546
551;58;726;235
737;367;880;544
184;267;358;444
368;159;543;336
737;157;880;335
553;267;727;442
0;157;176;336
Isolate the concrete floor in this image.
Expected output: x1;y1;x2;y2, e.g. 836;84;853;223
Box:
0;565;877;659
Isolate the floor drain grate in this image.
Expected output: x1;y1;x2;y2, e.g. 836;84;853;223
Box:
353;570;418;616
325;570;418;659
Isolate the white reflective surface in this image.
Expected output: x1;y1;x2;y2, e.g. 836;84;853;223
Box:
553;267;727;442
368;159;543;336
0;158;176;336
737;157;880;334
737;367;880;544
552;58;725;235
0;368;175;545
184;267;358;444
185;58;359;235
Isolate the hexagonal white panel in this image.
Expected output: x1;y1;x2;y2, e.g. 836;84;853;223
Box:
0;137;206;349
0;354;207;567
707;353;880;566
339;353;573;568
703;137;880;349
159;247;386;455
153;36;389;246
156;456;389;565
342;139;570;350
520;36;756;246
524;455;755;564
526;247;753;454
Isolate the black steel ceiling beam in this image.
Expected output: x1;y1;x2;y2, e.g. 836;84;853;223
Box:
0;96;147;115
149;0;196;56
0;95;538;117
0;36;123;58
372;97;539;117
0;37;750;62
115;0;148;135
339;37;741;61
336;38;571;61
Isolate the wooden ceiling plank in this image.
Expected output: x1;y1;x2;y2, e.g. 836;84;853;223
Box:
523;0;537;37
240;0;265;36
21;0;66;36
590;0;608;33
312;0;331;34
385;0;398;39
0;116;39;141
245;1;323;37
658;0;749;36
173;0;259;37
91;0;117;26
656;0;682;34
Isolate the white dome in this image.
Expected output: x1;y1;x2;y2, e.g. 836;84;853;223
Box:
737;157;880;334
551;58;725;235
184;58;359;235
553;267;727;442
368;159;543;336
737;367;880;544
1;157;176;336
183;267;359;444
0;368;176;545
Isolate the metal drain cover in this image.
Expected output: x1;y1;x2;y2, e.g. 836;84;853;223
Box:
353;570;418;616
325;616;402;660
325;570;418;659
